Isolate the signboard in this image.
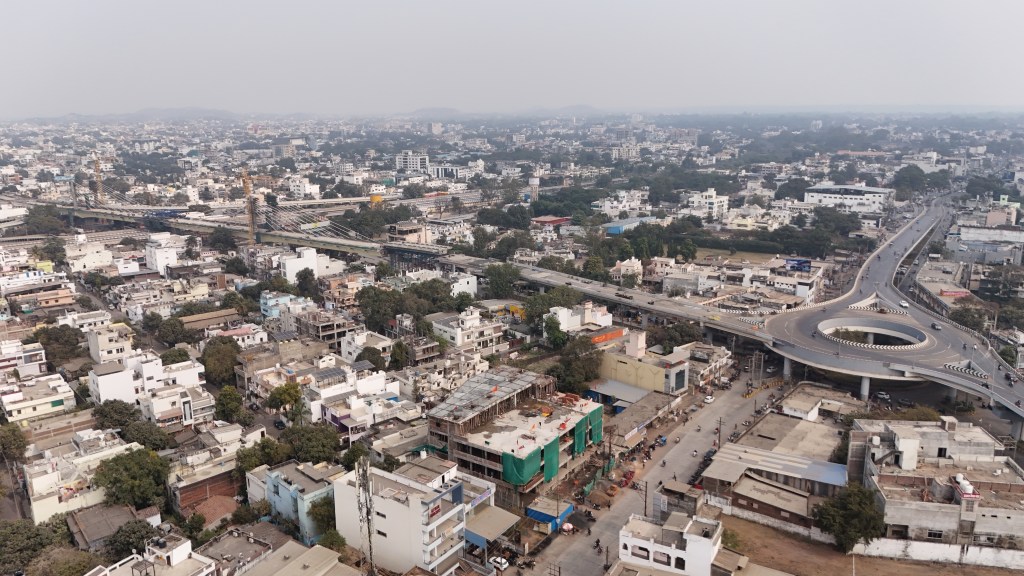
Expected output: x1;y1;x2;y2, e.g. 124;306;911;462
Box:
784;258;812;272
939;289;971;298
430;504;442;518
470;488;493;509
300;220;331;231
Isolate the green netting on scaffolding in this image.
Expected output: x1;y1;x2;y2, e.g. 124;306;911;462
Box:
543;438;560;482
502;448;542;486
583;479;595;495
573;418;588;455
589;408;604;444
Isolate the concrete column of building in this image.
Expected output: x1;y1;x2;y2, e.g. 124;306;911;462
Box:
860;375;871;401
782;357;792;381
1010;418;1024;441
866;333;874;345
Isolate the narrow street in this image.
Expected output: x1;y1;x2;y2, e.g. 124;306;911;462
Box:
530;382;757;576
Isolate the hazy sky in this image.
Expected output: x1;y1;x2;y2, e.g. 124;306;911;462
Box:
3;0;1023;118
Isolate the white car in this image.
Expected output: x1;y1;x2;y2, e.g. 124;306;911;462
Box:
875;391;891;401
899;300;909;308
704;395;715;404
490;557;510;571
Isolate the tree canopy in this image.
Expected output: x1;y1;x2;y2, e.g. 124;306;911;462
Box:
94;400;142;430
0;423;28;463
483;263;520;298
94;449;170;510
208;226;238;252
106;520;158;559
812;484;885;553
281;423;340;464
200;336;241;387
354;346;387;371
160;348;191;365
546;335;603;394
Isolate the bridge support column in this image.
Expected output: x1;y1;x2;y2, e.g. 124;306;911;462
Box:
1011;419;1024;442
866;333;874;345
859;376;871;401
783;357;792;382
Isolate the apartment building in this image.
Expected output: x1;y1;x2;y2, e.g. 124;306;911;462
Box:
168;421;266;515
396;150;430;173
287;309;360;351
87;324;135;364
0;373;76;424
544;300;613;336
687;188;730;220
87;529;216;576
391;350;489;403
234;337;329;396
0;339;47;378
428;307;508;356
262;461;346;545
427;367;603;507
803;183;893;214
139;383;215;431
144;233;184;278
23;429;143;524
201;323;268;352
57;309;112;333
599;331;692;395
617;512;726;576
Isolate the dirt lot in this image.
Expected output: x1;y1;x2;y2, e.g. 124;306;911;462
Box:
694;248;776;265
721;516;1018;576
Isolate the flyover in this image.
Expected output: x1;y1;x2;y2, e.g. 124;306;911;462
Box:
441;202;1024;431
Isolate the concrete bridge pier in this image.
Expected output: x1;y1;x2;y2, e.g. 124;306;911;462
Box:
783;357;792;382
866;333;874;345
860;376;871;401
1011;418;1024;442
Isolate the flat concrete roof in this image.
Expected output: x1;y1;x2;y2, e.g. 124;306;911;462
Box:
428;366;550;424
737;413;843;461
464;393;600;457
732;474;810;517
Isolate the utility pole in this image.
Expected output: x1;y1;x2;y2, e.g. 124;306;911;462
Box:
717;417;724;449
639;480;649;516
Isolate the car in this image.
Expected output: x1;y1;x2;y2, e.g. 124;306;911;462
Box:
931;322;943;330
766;365;777;374
274;420;287;430
899;300;909;308
704;395;715;404
897;398;915;407
875;391;891;401
489;557;510;572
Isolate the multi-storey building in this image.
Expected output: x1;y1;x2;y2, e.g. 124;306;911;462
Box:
257;460;346;545
428;307;508;356
617;512;726;576
0;373;76;424
395;150;430;173
803;183;893;214
57;309;112;333
0;339;47;379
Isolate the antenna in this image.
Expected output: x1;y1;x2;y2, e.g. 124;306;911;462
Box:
356;453;376;576
242;169;256;245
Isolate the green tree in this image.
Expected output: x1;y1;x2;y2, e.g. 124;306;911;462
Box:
949;304;986;332
998;345;1017;366
340;441;368;471
106;520;158;559
265;193;278;208
25;545;104;576
0;423;28;463
281;424;340;464
267;382;302;412
182;513;206;540
158;318;199;346
582;255;608;280
208;226;238;252
31;325;85;365
389;340;411;370
812;484;885;553
201;336;241;387
484;263;520;298
94;449;170;509
454;292;475;312
215;386;245;423
354;346;386;372
774;178;811;201
891;164;927;192
94;400;142;430
23;205;68;235
183;235;199;260
621;273;638;289
142;311;164;334
544;316;568;350
318;529;347;557
221;291;258;316
309;495;336;533
223;256;249;276
122;421;172;450
295;268;323;303
160;348;191;365
546;335;603;394
0;519;68;575
235;438;292;474
76;294;98;311
791;213;808;228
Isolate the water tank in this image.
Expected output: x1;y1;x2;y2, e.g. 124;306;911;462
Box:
964;483;974;495
955;473;964;483
959;479;971;493
871;436;881;447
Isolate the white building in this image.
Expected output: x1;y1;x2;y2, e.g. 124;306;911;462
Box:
336;326;394;366
87;324;135;364
544;301;613;336
201;323;268;352
396;150;430;173
0;339;47;379
804;183;893;214
279;246;346;283
57;309;112;333
87;530;216;576
289;176;321;199
610;257;644;282
333;458;498;576
64;235;113;272
144;233;183;277
0;374;76;424
429;307;508;356
688;188;730;221
618;512;724;576
138;382;215;430
22;429;144;524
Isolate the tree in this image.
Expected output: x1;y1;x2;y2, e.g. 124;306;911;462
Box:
222;291;257;316
160;348;191;365
791;213;808;228
142;311;164;334
340;441;368;471
223;256;249;276
94;400;142;430
214;386;246;424
484;263;520;298
31;325;85;365
544;316;568;350
891;164;926;192
354;347;386;372
267;382;302;412
265;193;278;208
76;294;98;311
106;520;158;559
318;529;347;557
281;424;340;464
183;235;199;260
376;454;401;472
25;545;104;576
0;519;68;575
949;303;986;332
295;268;322;303
33;236;67;264
0;423;28;463
24;205;68;235
182;513;206;540
309;495;336;533
389;340;411;370
158;318;199;346
208;226;238;252
998;345;1017;366
546;335;603;394
235;437;292;474
454;292;475;312
812;484;885;553
201;336;241;387
621;273;638;289
122;421;172;450
94;449;170;509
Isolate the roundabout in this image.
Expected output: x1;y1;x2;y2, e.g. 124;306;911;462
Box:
816;314;929;351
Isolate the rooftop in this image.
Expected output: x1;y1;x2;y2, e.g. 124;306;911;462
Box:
395;454;457;484
737;413;844;461
428;366;551;424
463;392;600;456
702;442;847;487
269;461;346;494
781;384;866;417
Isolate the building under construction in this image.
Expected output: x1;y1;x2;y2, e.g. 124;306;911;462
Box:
427;366;603;508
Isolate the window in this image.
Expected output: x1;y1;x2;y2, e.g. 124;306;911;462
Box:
780;511;790;518
964;500;975;512
674;557;686;570
376;530;387;538
376;511;386;519
737;499;747;505
937;447;947;458
927;530;943;540
272;484;279;496
653;551;671;566
631;546;649;560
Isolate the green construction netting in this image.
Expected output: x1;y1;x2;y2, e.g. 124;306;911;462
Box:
502;448;542;486
543;438;560;482
583;479;595;495
589;408;604;444
573;418;588;455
